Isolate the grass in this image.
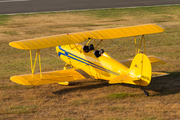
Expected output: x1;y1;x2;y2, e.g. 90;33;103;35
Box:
63;118;76;120
0;5;180;120
72;99;92;106
108;106;125;111
106;93;135;99
1;105;37;114
1;31;18;35
0;15;9;25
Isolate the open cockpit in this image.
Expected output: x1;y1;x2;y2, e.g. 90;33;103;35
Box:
83;44;105;58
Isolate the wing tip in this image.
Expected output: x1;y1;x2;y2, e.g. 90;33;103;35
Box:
10;76;32;85
9;41;26;50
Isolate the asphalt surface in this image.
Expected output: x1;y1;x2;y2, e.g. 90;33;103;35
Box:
0;0;180;14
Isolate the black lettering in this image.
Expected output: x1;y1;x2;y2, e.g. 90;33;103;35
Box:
141;75;150;81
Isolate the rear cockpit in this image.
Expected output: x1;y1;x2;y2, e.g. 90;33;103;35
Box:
83;44;105;58
94;49;104;58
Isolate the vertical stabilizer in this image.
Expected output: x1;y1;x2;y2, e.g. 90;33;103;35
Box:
129;53;152;86
109;53;152;86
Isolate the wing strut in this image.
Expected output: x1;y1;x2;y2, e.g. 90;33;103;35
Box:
30;49;42;79
95;39;103;49
135;36;137;54
86;38;92;46
135;35;146;55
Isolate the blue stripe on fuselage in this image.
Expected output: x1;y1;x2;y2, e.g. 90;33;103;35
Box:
58;46;120;76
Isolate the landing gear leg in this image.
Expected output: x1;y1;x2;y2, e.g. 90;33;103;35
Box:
140;86;149;97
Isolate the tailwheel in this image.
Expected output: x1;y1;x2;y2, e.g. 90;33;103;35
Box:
143;90;149;97
140;86;149;97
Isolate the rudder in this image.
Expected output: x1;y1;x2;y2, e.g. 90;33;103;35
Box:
129;53;152;86
109;53;152;86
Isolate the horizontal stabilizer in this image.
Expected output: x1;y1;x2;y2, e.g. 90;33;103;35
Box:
120;55;166;68
10;69;86;85
152;72;168;77
9;24;164;50
109;74;138;84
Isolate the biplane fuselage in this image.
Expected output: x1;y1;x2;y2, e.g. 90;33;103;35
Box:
56;44;128;81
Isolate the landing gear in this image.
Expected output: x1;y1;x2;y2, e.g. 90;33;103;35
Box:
140;86;149;97
143;90;149;96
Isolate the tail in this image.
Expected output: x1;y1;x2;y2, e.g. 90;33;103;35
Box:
109;53;152;86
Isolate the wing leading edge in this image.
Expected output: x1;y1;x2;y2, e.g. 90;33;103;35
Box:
9;24;164;50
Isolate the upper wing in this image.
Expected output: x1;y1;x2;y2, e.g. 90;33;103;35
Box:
10;69;89;86
120;55;166;68
9;24;164;50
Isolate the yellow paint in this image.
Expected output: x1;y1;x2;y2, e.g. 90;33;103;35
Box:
120;55;166;68
9;24;164;50
109;53;151;86
9;24;167;87
10;69;85;85
58;81;69;86
56;44;128;81
32;50;38;74
135;36;137;54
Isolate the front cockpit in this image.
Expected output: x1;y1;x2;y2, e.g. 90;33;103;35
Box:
83;44;94;53
83;44;105;58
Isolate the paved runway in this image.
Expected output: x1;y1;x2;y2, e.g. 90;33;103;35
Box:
0;0;180;14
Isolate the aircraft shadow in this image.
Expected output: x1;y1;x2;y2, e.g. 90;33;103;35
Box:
53;72;180;96
53;81;110;95
120;72;180;96
145;72;180;96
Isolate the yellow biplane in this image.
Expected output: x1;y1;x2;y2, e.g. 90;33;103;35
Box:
9;24;167;96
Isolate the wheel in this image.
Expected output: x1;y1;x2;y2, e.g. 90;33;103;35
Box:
144;91;149;97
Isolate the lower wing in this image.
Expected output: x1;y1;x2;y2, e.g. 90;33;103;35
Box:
10;69;89;86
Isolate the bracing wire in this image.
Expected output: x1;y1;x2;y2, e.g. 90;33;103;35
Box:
34;49;60;73
104;39;121;51
107;38;133;57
